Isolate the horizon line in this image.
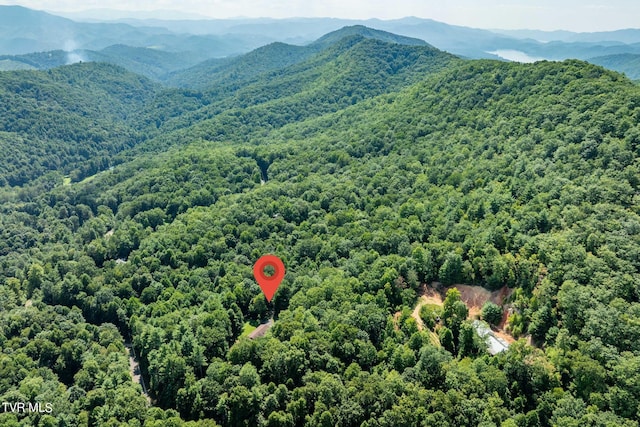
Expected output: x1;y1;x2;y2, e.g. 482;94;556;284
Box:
2;4;638;33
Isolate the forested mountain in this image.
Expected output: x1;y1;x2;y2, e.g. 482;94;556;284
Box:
310;25;428;49
589;53;640;80
0;46;207;80
93;45;207;80
165;26;434;89
0;62;159;186
164;42;314;90
0;27;455;189
2;25;640;427
138;33;457;149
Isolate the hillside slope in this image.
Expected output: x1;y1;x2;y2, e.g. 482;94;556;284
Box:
0;62;159;186
141;34;457;152
0;30;456;188
0;45;208;80
164;25;437;89
588;53;640;80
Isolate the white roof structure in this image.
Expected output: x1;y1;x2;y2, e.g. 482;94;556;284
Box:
472;320;510;355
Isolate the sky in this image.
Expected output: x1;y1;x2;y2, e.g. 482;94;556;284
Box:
2;0;639;32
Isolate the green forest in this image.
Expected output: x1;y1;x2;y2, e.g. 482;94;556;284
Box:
1;27;640;427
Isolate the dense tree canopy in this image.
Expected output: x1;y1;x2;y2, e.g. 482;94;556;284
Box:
1;28;640;426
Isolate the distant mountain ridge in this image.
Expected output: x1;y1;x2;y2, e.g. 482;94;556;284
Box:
53;8;209;21
310;25;429;49
0;46;206;80
76;12;640;62
493;28;640;44
166;26;437;89
1;5;639;82
0;24;448;87
3;6;640;52
0;5;267;56
588;53;640;80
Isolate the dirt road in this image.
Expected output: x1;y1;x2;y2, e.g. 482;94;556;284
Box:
125;343;151;404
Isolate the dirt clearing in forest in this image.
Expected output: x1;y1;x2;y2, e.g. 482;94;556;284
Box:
411;284;444;328
406;285;444;346
408;282;515;343
452;284;512;319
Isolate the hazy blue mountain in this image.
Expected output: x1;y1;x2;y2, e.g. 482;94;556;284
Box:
142;15;640;62
88;16;501;57
371;18;515;59
0;6;80;54
494;28;640;44
0;5;267;57
54;8;209;21
4;6;640;79
588;53;640;79
106;17;367;41
372;20;640;61
96;16;518;59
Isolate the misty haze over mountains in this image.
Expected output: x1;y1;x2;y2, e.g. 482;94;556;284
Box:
1;5;640;79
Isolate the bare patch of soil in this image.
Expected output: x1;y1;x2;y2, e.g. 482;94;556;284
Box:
410;282;515;342
411;284;444;327
451;284;513;319
494;329;516;344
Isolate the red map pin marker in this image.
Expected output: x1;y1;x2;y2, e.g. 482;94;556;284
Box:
253;255;285;302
